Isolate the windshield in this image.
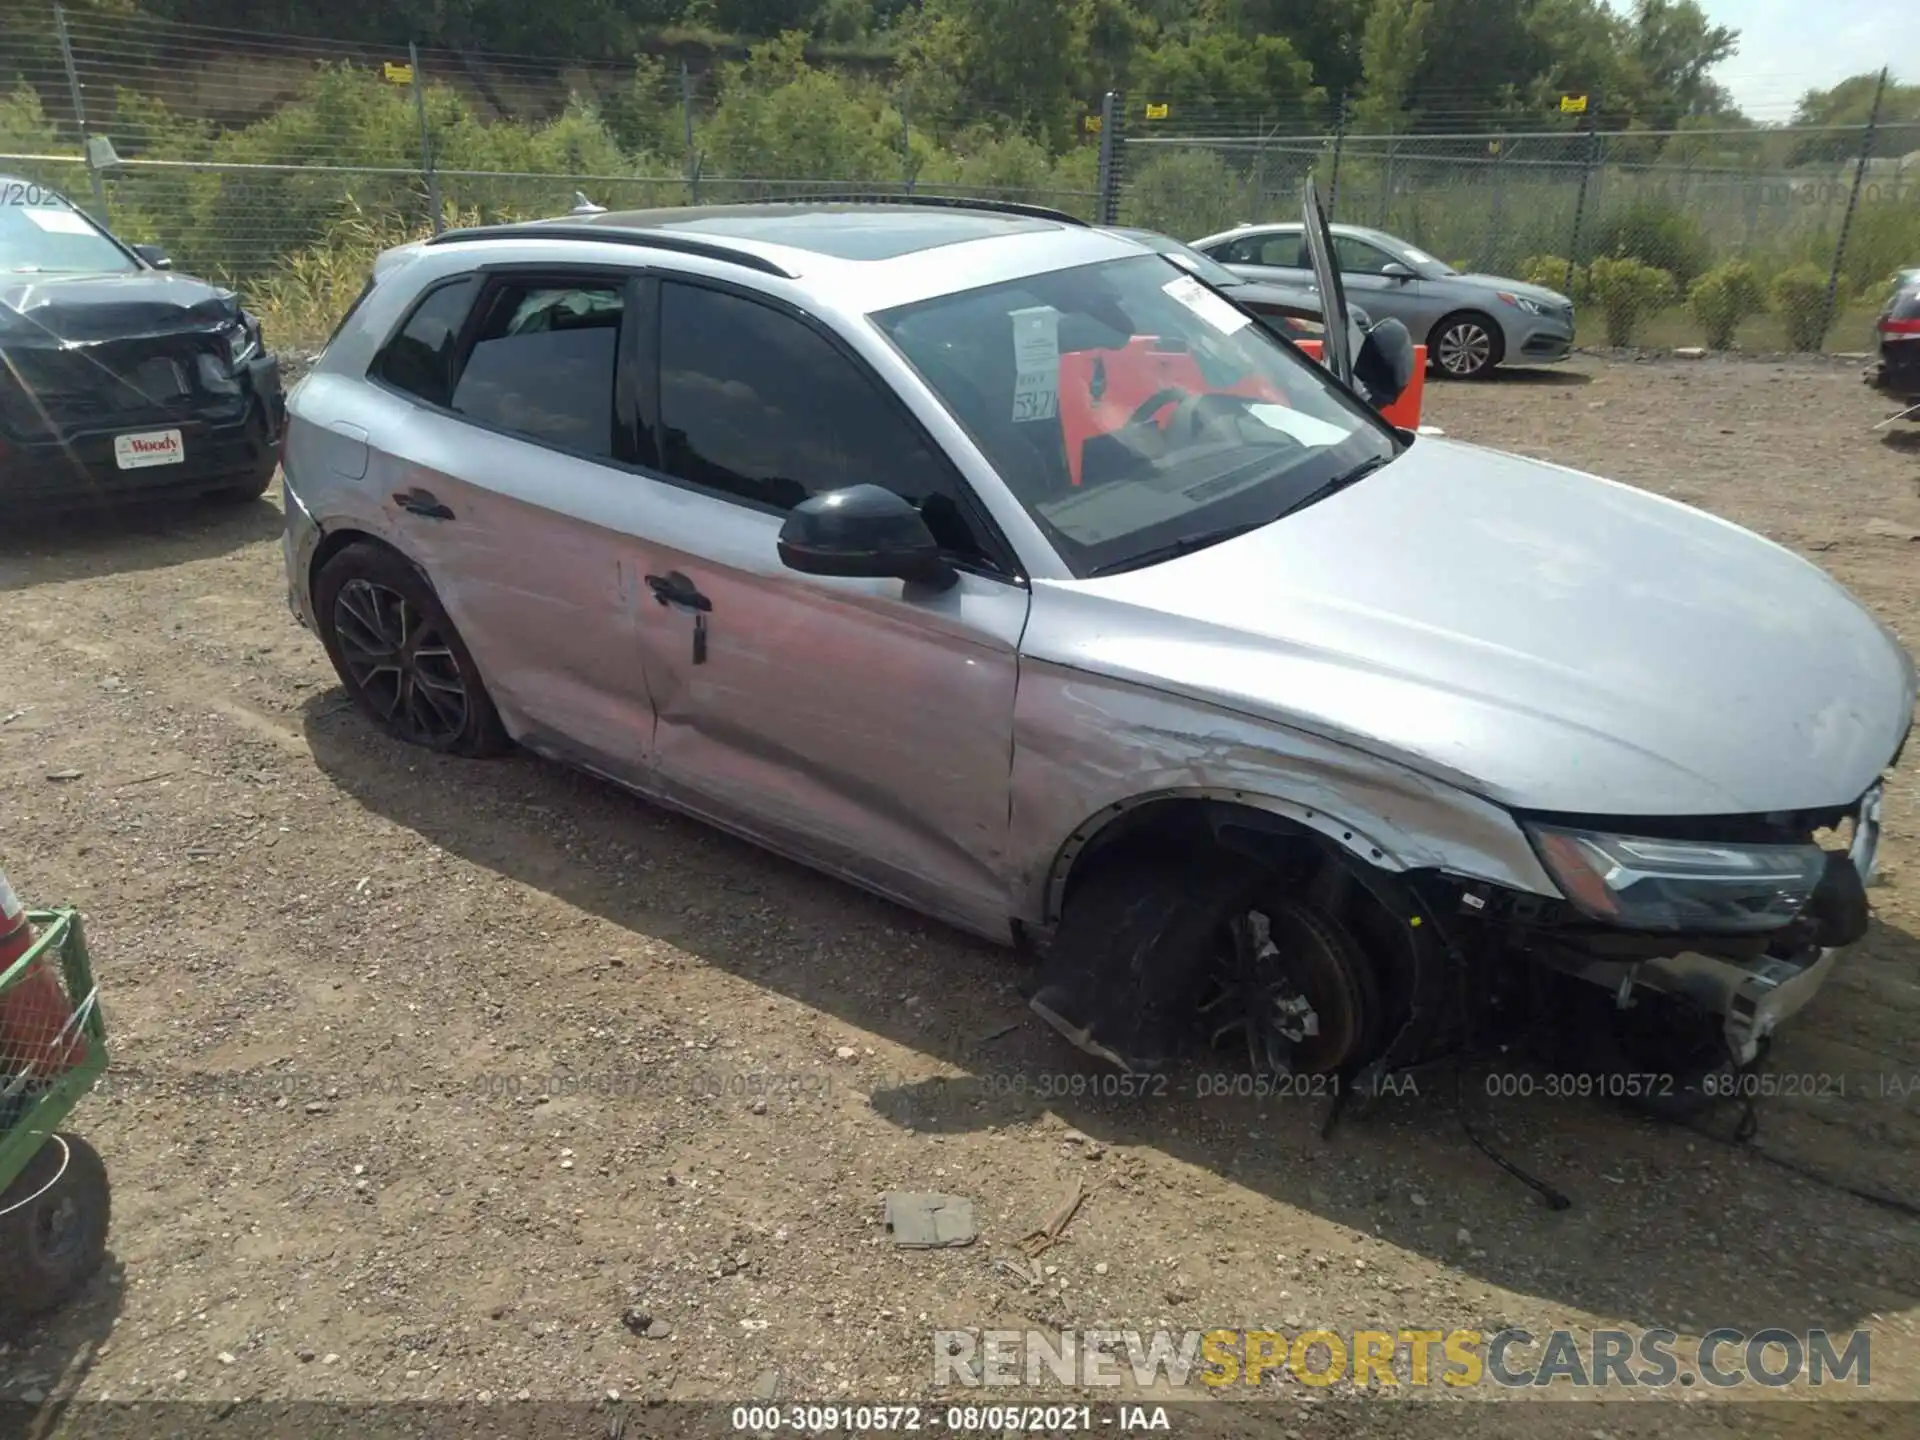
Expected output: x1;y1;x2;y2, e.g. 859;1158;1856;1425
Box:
873;253;1401;578
0;191;136;275
1387;237;1457;278
1115;229;1247;290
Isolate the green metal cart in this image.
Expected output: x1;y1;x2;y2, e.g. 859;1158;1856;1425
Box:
0;889;111;1331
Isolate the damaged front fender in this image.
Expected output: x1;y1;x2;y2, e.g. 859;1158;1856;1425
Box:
1007;658;1562;928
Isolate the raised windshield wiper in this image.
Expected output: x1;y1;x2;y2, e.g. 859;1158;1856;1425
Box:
1088;519;1267;576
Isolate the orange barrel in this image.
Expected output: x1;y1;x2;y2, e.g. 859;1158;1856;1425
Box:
1293;340;1427;429
0;867;89;1079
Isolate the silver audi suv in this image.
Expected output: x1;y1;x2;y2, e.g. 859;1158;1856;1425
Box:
280;190;1911;1117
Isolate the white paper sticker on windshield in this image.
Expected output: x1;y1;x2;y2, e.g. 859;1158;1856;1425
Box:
22;206;95;235
1164;273;1250;334
1009;305;1059;422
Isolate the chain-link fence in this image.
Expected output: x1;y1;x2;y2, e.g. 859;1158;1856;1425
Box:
1112;95;1920;355
1;6;1100;348
3;5;1914;356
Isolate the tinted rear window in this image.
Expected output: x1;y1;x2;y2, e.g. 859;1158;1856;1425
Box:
449;281;623;457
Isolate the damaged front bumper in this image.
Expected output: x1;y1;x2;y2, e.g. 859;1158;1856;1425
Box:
1584;785;1884;1066
0;352;283;510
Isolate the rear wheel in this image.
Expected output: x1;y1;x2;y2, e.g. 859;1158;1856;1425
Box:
314;541;508;757
0;1134;111;1332
1428;310;1504;379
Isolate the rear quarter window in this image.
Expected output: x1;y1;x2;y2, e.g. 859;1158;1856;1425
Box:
372;276;480;408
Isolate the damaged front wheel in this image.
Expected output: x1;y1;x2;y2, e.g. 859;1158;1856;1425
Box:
1195;897;1382;1077
1028;853;1385;1080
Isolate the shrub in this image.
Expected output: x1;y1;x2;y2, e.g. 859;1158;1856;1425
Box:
1587;256;1678;346
1590;200;1713;287
1770;263;1831;352
248;201;505;354
1518;253;1588;305
1686;260;1768;350
1124;148;1244;240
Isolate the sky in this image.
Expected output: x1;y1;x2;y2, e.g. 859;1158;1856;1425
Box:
1617;0;1901;120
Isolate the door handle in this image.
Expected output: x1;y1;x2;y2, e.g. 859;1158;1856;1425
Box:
392;487;454;520
645;571;711;613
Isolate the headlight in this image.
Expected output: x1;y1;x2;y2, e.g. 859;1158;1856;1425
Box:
1526;823;1827;933
1496;291;1546;316
196;350;241;394
220;314;261;368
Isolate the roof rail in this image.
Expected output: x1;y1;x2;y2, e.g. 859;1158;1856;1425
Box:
764;192;1091;227
423;223;795;278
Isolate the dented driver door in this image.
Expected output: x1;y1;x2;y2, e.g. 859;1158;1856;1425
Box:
625;278;1030;941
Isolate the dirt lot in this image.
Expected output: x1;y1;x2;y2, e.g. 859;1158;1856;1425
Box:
1;355;1917;1437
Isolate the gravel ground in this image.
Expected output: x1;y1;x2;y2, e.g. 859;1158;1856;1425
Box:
0;355;1917;1437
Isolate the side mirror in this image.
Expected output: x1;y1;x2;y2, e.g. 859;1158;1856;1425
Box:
1353;317;1415;409
132;243;172;270
777;484;955;590
1379;262;1414;282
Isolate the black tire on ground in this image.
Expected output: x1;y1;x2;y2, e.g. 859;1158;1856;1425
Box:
1029;852;1265;1075
0;1133;111;1331
1427;310;1505;379
314;540;510;758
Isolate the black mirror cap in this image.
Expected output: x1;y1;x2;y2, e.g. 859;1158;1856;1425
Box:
1354;317;1415;408
132;243;172;270
777;484;955;588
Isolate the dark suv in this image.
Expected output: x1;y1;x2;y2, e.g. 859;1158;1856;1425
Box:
0;178;282;512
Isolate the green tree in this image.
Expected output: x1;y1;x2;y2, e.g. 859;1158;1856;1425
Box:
1404;0;1548;129
0;85;61;152
702;32;904;183
1225;1;1370;100
1125;147;1246;238
1790;73;1920;164
1083;0;1157;94
1132;31;1324;125
602;55;685;160
1352;0;1431;132
814;0;877;43
1625;0;1739;130
921;0;1094;144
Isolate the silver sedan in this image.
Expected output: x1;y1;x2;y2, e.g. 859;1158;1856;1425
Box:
1190;220;1576;378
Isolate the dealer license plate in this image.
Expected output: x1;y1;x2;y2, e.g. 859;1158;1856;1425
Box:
113;429;185;469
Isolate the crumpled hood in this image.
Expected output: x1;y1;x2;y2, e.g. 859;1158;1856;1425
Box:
1029;437;1916;817
0;270;239;344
